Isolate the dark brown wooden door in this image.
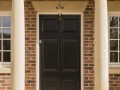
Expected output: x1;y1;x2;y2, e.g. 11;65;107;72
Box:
39;15;81;90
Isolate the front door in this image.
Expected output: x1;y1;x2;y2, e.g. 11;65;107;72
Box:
39;15;81;90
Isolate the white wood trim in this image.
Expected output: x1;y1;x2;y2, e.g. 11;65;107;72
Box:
0;67;10;73
109;68;120;73
0;12;11;15
36;12;83;90
36;12;40;90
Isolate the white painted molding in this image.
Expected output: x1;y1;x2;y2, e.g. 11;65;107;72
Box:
109;68;120;74
0;68;11;73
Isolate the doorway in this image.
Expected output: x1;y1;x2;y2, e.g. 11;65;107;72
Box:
39;15;81;90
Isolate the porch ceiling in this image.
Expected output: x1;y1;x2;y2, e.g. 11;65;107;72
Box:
108;1;120;12
31;1;88;12
0;1;120;13
0;1;11;12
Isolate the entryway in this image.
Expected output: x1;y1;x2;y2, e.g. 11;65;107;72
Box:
39;15;81;90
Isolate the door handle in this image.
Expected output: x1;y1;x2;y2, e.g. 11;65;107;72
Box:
39;40;42;44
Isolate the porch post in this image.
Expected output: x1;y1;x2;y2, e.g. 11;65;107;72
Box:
11;0;25;90
95;0;109;90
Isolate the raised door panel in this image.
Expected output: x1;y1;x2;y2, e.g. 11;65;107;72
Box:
43;79;59;90
63;79;78;90
62;40;78;70
62;19;77;32
42;39;59;70
42;17;58;32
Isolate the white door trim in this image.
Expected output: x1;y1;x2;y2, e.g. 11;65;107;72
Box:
36;12;83;90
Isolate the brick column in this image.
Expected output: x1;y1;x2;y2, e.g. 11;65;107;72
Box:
11;0;25;90
95;0;109;90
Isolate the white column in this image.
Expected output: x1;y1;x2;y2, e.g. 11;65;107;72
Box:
11;0;25;90
95;0;109;90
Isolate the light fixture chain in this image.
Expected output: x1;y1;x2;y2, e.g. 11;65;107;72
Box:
56;0;64;21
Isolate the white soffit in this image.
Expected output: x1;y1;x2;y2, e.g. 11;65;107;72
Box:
31;1;89;12
0;1;12;12
108;1;120;12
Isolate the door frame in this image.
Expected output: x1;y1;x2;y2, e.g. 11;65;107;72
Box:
36;12;83;90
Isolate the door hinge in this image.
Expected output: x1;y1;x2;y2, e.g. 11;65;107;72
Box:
39;40;42;44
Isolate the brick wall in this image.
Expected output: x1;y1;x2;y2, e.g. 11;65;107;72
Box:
25;1;36;90
109;74;120;90
0;74;10;90
83;1;94;90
